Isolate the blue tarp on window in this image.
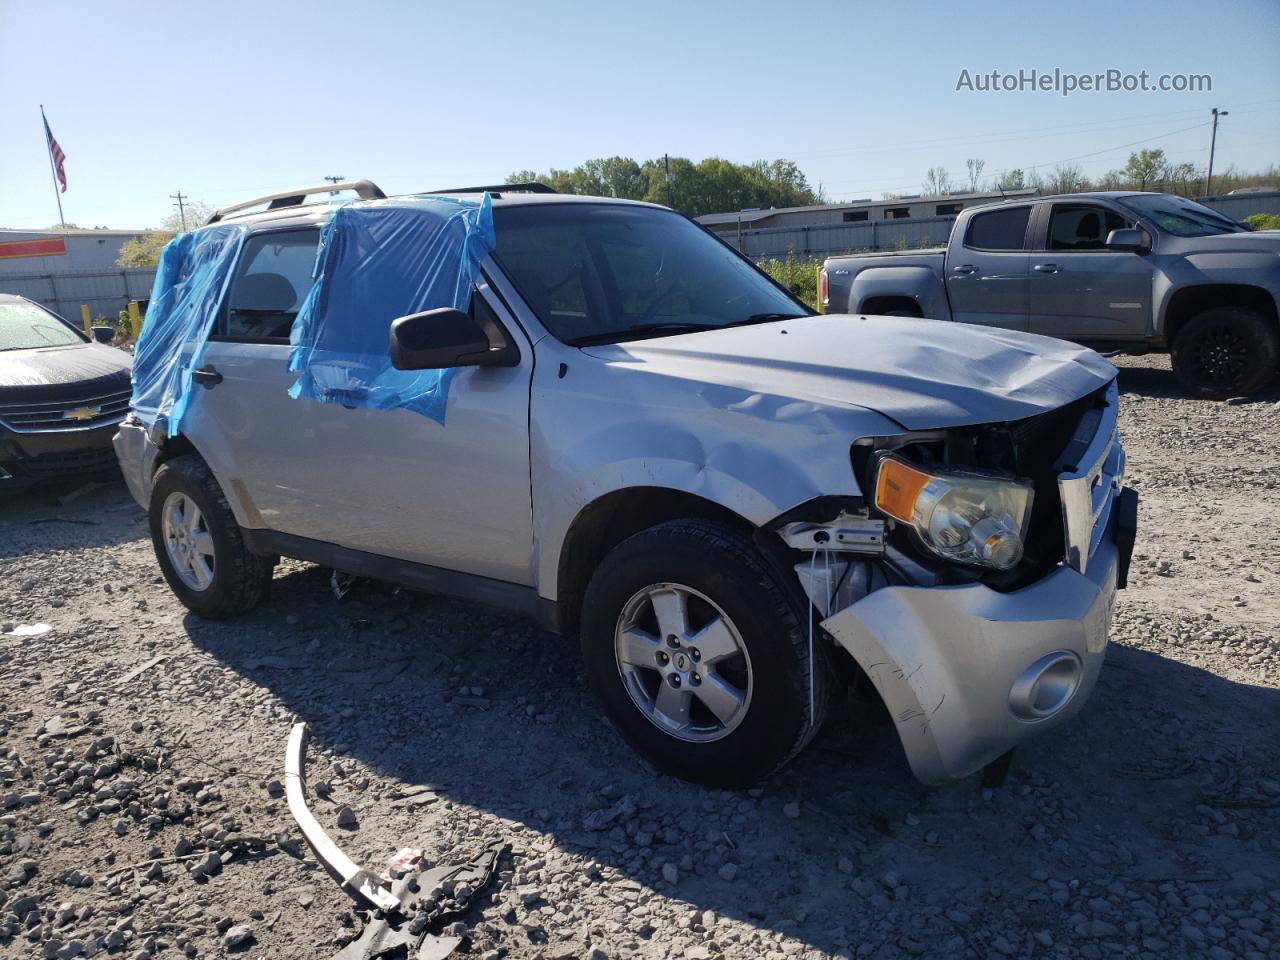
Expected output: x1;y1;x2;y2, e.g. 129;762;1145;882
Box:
287;194;495;424
130;225;246;434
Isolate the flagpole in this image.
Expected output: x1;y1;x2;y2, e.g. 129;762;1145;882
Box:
40;105;66;231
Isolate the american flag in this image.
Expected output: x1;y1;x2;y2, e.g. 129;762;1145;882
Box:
44;115;67;193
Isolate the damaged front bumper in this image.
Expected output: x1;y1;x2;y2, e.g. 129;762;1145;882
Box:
112;416;161;509
824;528;1124;784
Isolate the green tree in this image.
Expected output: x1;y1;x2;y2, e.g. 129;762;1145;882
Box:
115;200;214;268
1118;149;1167;190
507;155;820;217
998;168;1025;190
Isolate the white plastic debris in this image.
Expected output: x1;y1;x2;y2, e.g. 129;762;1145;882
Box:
5;623;51;638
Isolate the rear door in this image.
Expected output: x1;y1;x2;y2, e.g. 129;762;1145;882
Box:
183;227;320;533
943;205;1033;330
1028;202;1152;341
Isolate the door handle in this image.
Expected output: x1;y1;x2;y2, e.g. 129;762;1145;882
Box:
951;264;979;275
1034;263;1063;274
192;365;223;388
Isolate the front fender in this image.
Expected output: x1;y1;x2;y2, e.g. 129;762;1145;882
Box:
529;358;902;600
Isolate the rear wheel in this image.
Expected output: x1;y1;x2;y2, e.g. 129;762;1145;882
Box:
1171;307;1278;400
580;519;834;785
149;455;273;619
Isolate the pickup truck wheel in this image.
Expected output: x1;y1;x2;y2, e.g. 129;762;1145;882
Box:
149;455;273;619
1171;307;1279;400
580;519;833;786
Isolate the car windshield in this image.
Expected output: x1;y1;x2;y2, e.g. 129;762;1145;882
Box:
0;301;85;351
1117;194;1248;237
491;203;811;345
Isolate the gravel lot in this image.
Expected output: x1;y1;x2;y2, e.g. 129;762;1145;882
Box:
2;356;1278;960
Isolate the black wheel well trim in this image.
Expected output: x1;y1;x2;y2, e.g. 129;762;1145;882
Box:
858;294;923;317
553;487;754;638
1165;283;1279;346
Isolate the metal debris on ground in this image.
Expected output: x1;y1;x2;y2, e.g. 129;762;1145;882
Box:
283;723;507;960
331;570;359;600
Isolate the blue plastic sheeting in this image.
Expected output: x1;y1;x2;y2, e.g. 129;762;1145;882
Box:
287;194;495;423
131;225;246;434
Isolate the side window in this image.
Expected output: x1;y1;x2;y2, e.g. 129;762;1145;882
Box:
1047;205;1131;251
964;207;1031;251
218;229;320;341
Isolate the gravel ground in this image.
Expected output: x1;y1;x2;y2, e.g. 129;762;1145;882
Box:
2;355;1278;960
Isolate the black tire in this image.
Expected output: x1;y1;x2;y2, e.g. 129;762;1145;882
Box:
580;519;835;786
884;308;922;318
1171;307;1279;400
149;455;273;619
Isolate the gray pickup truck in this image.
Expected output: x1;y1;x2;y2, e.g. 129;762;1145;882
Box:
821;191;1280;398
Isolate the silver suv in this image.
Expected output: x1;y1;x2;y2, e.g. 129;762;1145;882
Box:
116;180;1137;786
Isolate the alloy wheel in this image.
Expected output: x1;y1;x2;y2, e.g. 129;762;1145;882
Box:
614;582;754;743
161;492;216;591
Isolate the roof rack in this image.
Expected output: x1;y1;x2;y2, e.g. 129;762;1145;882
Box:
206;180;387;224
428;182;556;196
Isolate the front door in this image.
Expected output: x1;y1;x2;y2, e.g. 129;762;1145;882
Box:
1028;203;1152;341
184;228;536;587
943;204;1033;331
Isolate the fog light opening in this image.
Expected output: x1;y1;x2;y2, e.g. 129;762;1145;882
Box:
1009;652;1081;721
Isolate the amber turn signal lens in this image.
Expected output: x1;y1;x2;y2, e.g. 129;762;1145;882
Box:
875;457;931;523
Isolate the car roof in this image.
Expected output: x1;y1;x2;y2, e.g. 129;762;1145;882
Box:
206;190;667;235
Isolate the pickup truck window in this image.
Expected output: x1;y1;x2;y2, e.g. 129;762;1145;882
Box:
1047;205;1129;251
217;229;320;342
492;204;809;346
964;206;1031;251
1116;193;1247;237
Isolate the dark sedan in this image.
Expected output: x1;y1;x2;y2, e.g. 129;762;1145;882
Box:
0;293;131;489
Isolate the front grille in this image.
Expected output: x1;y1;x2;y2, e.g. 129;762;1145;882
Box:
1055;380;1123;574
0;387;131;433
1;446;120;480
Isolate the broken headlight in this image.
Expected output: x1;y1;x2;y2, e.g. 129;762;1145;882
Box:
874;455;1034;571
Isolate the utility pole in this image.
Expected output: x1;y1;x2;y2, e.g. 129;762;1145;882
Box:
169;191;189;231
1205;107;1228;196
663;154;674;208
324;175;345;196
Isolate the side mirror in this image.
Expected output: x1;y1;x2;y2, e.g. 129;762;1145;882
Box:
91;326;115;344
1106;228;1146;252
389;307;510;371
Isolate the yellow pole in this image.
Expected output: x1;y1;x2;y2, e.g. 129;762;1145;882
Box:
815;264;825;314
80;304;91;333
128;300;142;339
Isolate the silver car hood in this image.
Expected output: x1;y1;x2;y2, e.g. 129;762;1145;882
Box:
584;314;1116;431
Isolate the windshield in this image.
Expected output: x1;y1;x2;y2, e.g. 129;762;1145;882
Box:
1117;194;1248;237
492;203;810;345
0;301;85;351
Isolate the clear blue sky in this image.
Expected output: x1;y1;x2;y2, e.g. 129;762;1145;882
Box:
2;0;1277;229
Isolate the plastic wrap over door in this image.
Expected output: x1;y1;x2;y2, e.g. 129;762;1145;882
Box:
130;225;246;434
286;194;495;424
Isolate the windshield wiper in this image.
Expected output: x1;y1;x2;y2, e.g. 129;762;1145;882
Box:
741;312;810;323
566;322;718;347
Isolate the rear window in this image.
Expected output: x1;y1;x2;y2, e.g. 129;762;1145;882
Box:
965;207;1030;251
0;300;84;351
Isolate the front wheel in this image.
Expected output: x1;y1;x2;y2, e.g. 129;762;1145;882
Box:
149;455;273;619
1171;307;1278;400
580;519;833;785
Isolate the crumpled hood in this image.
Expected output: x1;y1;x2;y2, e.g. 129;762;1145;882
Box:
0;342;132;400
583;314;1116;431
